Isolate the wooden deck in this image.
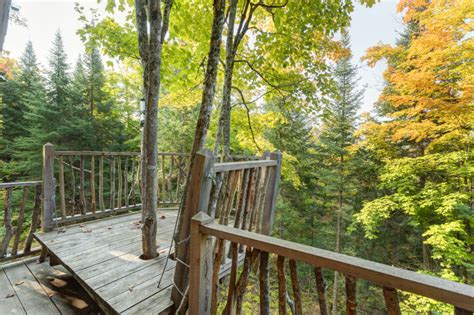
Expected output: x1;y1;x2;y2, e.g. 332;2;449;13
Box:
0;257;100;314
34;209;179;314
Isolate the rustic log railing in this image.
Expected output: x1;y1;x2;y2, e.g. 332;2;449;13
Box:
41;143;190;229
189;213;474;315
171;150;282;310
0;181;42;262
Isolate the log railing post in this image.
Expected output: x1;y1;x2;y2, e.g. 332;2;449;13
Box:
0;187;14;258
189;212;214;315
455;307;473;315
260;151;282;235
42;143;55;232
383;287;401;315
172;150;215;311
345;275;357;315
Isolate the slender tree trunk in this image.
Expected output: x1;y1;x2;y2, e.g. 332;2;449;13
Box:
332;149;345;314
135;0;172;260
172;0;226;310
0;0;11;52
215;0;238;160
332;211;341;315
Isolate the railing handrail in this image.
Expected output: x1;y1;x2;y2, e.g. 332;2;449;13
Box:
213;160;277;173
0;181;42;189
53;151;189;157
194;215;474;311
53;150;261;160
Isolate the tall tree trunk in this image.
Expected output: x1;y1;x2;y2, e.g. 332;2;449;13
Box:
0;0;11;52
332;211;341;314
172;0;226;310
135;0;172;260
332;152;344;314
215;0;238;160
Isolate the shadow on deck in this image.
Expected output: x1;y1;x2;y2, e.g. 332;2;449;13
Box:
33;209;178;314
1;257;101;314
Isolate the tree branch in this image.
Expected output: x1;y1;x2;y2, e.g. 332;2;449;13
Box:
257;0;289;9
233;1;258;55
161;0;173;43
232;85;262;152
234;59;287;96
134;0;149;67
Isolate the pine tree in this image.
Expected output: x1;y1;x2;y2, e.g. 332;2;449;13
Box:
15;31;86;177
84;46;105;118
315;31;364;313
47;31;70;118
0;42;46;179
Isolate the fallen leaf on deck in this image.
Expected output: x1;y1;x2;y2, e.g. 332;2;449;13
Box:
82;229;92;233
79;224;85;227
6;293;15;298
14;281;24;286
128;286;134;292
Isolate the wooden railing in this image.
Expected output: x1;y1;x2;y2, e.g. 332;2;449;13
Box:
0;181;42;261
171;150;282;308
189;213;474;315
41;143;190;228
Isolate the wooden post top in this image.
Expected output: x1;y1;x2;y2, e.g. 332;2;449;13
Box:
191;212;213;225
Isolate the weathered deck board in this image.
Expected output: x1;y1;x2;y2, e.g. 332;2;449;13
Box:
0;266;25;314
25;260;84;315
3;260;60;314
122;286;174;315
83;243;171;288
0;258;100;315
34;209;179;314
107;263;176;312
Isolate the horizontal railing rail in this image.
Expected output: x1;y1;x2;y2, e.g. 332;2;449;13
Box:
189;213;474;314
0;181;42;189
0;181;42;262
213;159;278;173
53;151;190;157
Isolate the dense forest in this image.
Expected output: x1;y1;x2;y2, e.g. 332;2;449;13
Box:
0;0;472;313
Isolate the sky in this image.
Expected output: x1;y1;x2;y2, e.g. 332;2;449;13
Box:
4;0;403;113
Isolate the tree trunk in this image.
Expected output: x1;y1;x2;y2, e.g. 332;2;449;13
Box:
135;0;172;260
0;0;12;52
215;0;238;160
172;0;226;310
332;212;341;314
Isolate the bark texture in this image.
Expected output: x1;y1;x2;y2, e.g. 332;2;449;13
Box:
135;0;172;259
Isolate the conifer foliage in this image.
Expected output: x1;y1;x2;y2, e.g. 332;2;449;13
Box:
0;31;132;180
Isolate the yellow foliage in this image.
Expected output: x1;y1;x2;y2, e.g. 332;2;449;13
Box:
361;0;473;153
0;56;18;80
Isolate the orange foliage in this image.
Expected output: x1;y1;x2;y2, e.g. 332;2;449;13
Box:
0;56;18;80
360;0;473;152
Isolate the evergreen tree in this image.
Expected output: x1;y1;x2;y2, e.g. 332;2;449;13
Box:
15;31;88;177
315;31;364;313
84;47;105;118
0;42;46;179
